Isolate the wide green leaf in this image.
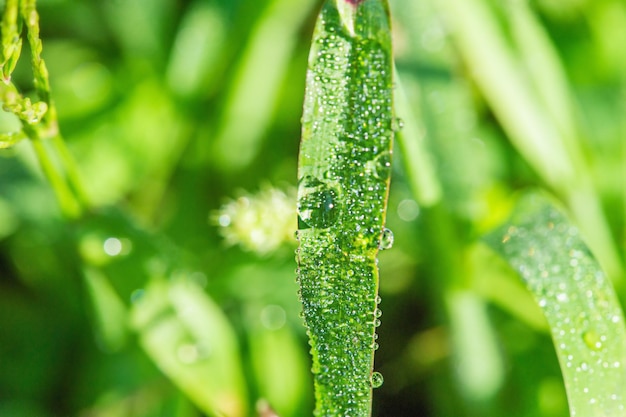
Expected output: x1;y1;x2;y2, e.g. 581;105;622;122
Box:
487;192;626;417
296;0;394;415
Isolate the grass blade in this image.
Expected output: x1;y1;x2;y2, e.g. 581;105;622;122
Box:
487;192;626;416
296;0;394;415
436;0;623;283
78;210;248;417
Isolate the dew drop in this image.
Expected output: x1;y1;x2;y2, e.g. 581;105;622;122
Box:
371;371;384;388
375;295;382;304
379;228;394;250
372;151;392;181
391;117;404;131
374;308;382;318
582;330;603;351
297;175;341;229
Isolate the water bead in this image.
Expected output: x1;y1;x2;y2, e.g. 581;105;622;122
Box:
297;175;342;229
582;330;604;351
371;371;384;388
378;228;394;250
391;117;404;131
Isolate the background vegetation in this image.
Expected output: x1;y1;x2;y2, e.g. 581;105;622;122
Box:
0;0;624;416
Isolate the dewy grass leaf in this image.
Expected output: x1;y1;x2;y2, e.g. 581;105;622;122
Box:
486;192;626;417
296;0;394;415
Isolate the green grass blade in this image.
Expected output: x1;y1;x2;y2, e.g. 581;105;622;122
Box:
436;0;623;283
487;192;626;417
131;279;248;417
296;0;394;415
436;0;574;187
78;209;248;417
393;70;442;207
211;0;318;171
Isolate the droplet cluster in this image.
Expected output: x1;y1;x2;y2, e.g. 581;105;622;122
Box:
494;194;626;416
296;2;394;416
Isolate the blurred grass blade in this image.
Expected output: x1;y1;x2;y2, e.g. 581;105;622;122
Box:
77;210;248;417
166;1;226;99
394;70;442;207
508;0;578;148
83;267;129;353
437;0;623;284
131;278;248;417
437;0;574;187
247;313;312;417
210;0;318;171
486;192;626;416
446;289;504;401
296;0;394;414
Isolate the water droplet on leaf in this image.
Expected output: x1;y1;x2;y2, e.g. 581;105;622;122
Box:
371;371;384;388
379;228;394;250
297;175;341;229
372;151;392;181
391;117;404;131
582;330;603;351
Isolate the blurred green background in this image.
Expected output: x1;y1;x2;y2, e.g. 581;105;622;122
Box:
0;0;624;416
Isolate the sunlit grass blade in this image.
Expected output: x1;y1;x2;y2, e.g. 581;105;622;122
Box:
210;0;318;171
131;278;248;417
486;192;626;416
296;0;394;415
437;0;623;283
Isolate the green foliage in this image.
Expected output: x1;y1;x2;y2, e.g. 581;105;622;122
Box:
487;192;626;416
296;0;393;415
0;0;625;416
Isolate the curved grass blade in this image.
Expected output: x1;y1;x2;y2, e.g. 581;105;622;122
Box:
486;192;626;417
296;0;394;415
77;209;249;417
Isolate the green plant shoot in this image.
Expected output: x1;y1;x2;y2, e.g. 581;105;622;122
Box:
487;192;626;417
296;0;394;415
1;0;87;217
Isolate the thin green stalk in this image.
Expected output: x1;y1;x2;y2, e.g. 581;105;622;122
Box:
51;134;91;208
30;137;82;218
1;0;89;218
